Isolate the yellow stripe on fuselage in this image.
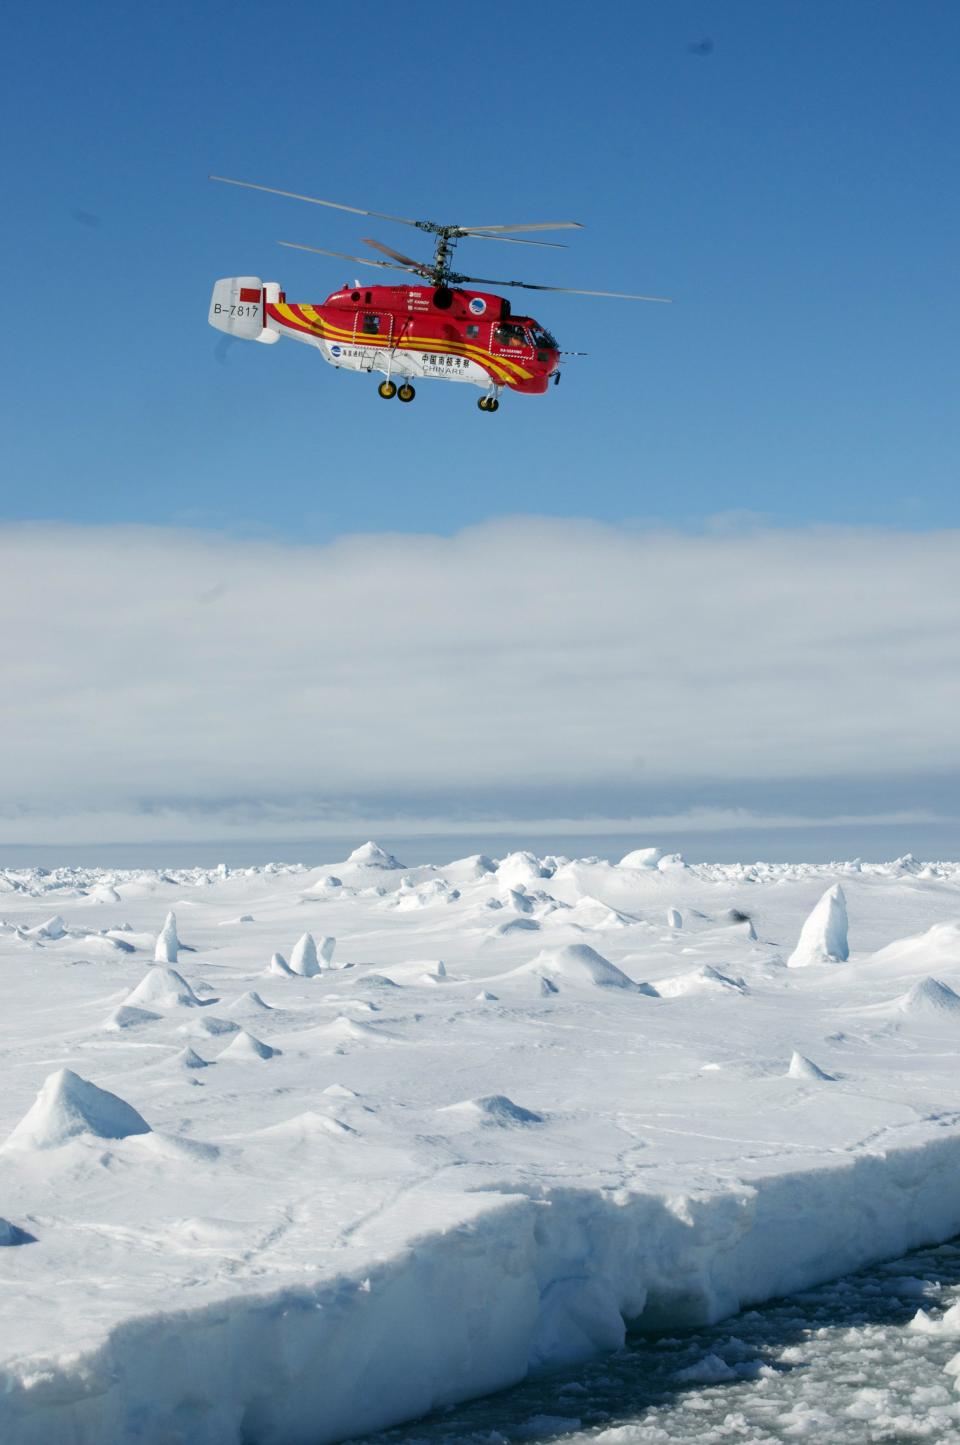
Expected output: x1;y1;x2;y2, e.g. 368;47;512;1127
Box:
289;304;531;383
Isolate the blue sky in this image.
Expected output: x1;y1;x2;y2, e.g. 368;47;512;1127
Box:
1;1;959;859
3;0;958;540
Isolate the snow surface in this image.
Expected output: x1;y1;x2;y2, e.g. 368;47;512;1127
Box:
3;847;960;1442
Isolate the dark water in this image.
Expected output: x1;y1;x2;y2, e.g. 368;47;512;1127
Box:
349;1240;960;1444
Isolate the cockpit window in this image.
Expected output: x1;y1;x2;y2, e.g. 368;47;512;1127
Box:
531;326;557;349
494;322;528;347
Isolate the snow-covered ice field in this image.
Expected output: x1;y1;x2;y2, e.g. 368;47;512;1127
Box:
3;843;960;1443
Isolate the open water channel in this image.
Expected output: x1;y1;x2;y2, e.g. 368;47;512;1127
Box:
350;1239;960;1444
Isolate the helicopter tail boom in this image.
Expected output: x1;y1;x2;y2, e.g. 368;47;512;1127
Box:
208;277;281;344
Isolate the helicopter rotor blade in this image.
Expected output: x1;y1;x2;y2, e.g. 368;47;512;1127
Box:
456;221;583;233
211;175;425;229
277;240;425;276
211;177;584;242
361;237;431;271
456;274;672;302
457;232;568;249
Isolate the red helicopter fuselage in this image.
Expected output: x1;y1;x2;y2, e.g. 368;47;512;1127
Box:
210;277;561;398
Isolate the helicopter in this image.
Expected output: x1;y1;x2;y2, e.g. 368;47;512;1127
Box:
208;176;670;411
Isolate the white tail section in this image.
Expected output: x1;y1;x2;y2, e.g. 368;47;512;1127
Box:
208;278;280;343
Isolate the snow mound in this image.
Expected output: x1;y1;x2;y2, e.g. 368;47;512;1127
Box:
395;879;460;910
230;990;274;1013
89;884;121;904
525;944;649;992
303;873;344;894
176;1047;210;1070
564;898;635;930
219;1029;279;1061
290;932;321;977
154;911;179;963
896;977;960;1017
787;1051;835;1081
347;841;404;870
476;990;499;1002
506;887;536;914
490;917;541;936
24;915;67;939
444;853;496;881
265;951;294;977
178;1015;239;1038
103;1004;162;1031
666;908;683;929
124;967;204;1009
871;921;960;970
496;851;552;889
46;931;134;959
320;1016;389;1046
0;1218;36;1246
3;1069;151;1150
442;1094;543;1127
618;847;664;869
653;965;747;999
258;1110;357;1141
787;884;849;967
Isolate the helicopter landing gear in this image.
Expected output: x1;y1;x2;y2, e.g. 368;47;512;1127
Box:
397;383;416;403
478;394;500;412
378;380;397;399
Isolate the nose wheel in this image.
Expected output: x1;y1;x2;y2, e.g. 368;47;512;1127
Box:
378;380;397;399
478;396;500;412
397;383;416;403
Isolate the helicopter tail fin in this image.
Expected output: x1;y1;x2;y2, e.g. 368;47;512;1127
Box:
208;277;281;344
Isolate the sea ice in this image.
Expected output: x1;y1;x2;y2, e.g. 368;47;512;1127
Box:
1;846;960;1445
154;910;179;963
290;931;320;976
787;883;849;967
266;950;295;976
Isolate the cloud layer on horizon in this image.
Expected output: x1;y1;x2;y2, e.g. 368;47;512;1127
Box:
3;518;958;840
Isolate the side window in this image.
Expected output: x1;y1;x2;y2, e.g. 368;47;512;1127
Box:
362;314;381;335
466;324;480;339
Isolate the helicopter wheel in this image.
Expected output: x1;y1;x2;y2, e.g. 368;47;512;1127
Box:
489;398;499;412
397;383;416;403
477;397;489;411
378;380;397;399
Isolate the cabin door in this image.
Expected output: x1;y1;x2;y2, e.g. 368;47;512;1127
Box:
353;310;393;370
